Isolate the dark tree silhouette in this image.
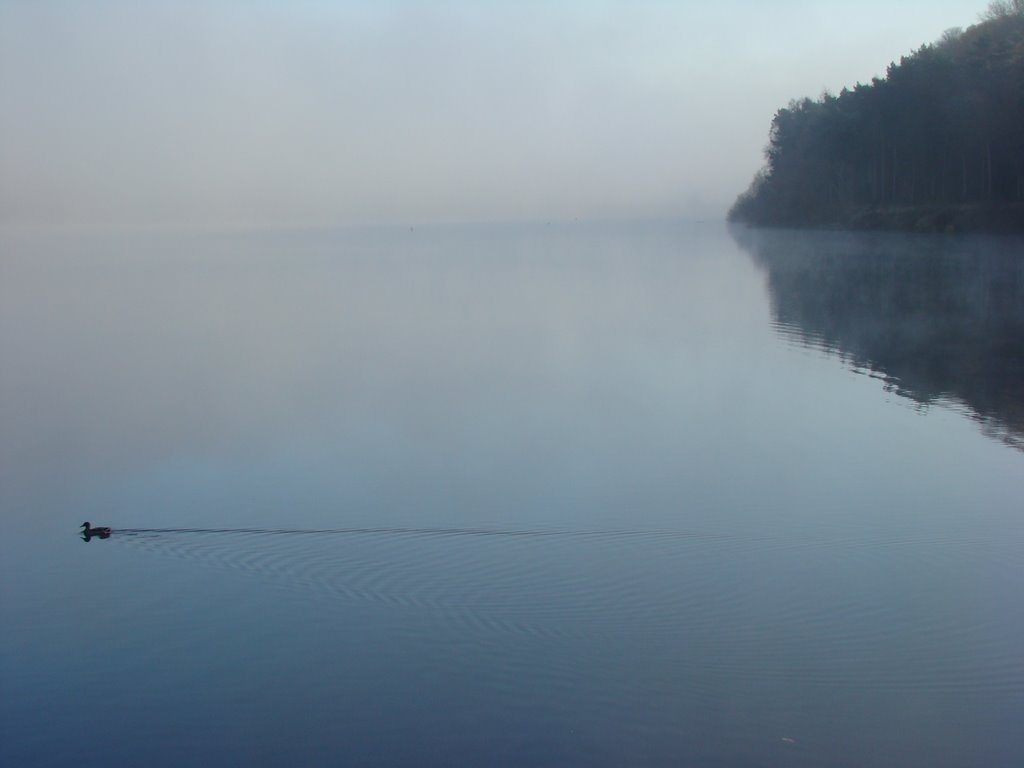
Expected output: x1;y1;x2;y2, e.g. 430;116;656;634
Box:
730;8;1024;232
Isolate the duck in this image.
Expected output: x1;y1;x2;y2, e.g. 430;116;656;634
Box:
81;522;112;538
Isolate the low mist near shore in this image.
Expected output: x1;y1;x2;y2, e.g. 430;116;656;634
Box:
0;1;988;230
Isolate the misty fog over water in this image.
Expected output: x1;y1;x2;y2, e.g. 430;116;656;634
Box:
3;2;1023;766
0;1;991;230
2;222;1022;767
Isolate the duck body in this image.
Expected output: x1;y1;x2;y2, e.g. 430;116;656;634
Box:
81;522;112;539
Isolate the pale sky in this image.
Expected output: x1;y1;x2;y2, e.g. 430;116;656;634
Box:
0;1;991;230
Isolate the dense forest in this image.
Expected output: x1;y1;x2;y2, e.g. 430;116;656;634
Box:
729;2;1024;232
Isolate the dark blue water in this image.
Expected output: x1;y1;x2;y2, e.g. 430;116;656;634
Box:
2;221;1022;767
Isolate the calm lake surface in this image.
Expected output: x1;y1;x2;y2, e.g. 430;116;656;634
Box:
2;221;1022;767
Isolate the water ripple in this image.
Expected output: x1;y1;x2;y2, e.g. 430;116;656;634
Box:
108;523;1024;694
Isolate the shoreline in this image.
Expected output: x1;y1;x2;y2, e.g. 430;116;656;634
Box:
843;202;1024;234
734;203;1024;236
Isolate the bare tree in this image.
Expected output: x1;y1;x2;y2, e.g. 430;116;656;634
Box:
982;0;1024;21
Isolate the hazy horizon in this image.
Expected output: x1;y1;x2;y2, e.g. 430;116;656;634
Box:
0;1;991;232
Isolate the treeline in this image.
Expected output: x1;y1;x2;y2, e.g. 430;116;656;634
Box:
729;3;1024;231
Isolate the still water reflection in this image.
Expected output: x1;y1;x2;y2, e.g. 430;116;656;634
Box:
735;226;1024;450
1;221;1022;767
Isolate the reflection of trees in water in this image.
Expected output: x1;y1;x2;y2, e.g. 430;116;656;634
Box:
733;226;1024;450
